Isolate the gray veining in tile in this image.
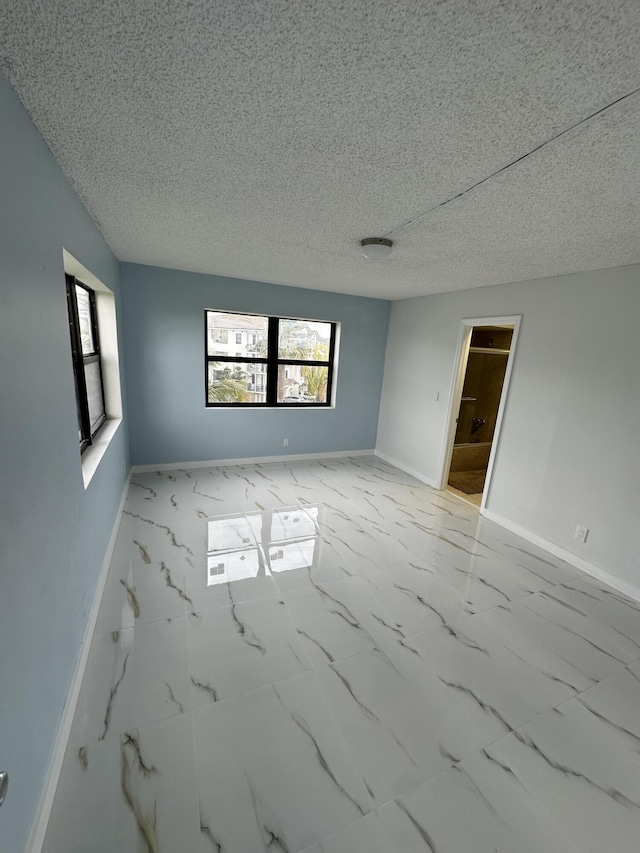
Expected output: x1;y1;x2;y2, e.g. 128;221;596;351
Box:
42;456;640;853
193;672;372;853
186;594;311;705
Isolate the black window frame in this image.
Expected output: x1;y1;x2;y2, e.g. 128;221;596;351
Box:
66;274;107;452
205;310;337;408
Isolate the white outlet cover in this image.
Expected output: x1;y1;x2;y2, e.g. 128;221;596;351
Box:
575;524;589;543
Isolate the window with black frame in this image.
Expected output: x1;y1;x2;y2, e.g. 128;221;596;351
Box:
205;310;337;407
66;275;107;451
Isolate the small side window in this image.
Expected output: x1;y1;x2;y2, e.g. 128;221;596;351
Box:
66;274;107;452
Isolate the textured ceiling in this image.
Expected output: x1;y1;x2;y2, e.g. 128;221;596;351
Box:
1;0;640;299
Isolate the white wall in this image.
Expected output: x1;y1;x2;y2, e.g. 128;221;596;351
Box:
377;264;640;592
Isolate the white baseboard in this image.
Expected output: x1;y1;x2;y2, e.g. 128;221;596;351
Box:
482;507;640;605
374;449;440;489
131;448;376;473
373;451;640;605
27;469;131;853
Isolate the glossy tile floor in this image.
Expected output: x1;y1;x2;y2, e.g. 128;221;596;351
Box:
446;484;483;508
43;456;640;853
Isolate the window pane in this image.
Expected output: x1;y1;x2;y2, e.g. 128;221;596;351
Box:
84;361;105;431
74;383;84;441
207;312;268;357
277;364;328;403
75;285;95;354
269;508;317;542
267;539;317;573
207;515;256;552
208;361;267;404
278;319;331;360
207;548;262;586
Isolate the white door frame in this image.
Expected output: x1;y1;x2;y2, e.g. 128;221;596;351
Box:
437;314;522;512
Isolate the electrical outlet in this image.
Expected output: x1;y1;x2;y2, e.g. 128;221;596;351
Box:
283;438;289;447
574;524;589;543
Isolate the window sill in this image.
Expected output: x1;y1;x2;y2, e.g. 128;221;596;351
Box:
81;418;122;489
205;405;337;411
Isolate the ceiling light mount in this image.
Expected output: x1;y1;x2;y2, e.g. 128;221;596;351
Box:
360;237;393;260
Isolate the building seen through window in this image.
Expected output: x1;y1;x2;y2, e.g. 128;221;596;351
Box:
205;310;337;407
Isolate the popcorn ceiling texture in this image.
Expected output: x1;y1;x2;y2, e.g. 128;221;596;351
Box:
1;0;640;299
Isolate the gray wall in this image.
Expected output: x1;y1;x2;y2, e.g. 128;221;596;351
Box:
377;264;640;591
121;263;390;465
0;73;129;852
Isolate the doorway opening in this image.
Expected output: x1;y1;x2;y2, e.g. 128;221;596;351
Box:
441;318;520;510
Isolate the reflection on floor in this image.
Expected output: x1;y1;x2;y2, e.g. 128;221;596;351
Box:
446;484;483;508
42;456;640;853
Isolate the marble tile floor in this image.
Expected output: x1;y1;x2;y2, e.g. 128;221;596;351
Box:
42;456;640;853
445;484;483;508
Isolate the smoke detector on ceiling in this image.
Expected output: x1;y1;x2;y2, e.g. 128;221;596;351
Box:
360;237;393;260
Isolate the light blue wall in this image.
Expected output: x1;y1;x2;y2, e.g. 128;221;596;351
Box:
0;73;129;852
121;263;390;465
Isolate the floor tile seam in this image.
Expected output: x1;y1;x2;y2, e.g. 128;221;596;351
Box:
370;634;524;736
259;662;387;819
353;755;462;817
391;613;474;646
370;556;424;574
519;594;640;659
383;625;585;732
321;637;539;773
369;595;462;644
240;592;310;651
559;656;640;704
184;644;330;708
369;763;556;853
393;566;477;609
106;605;191;632
107;552;191;573
183;590;281;619
115;559;193;593
406;556;468;597
455;577;556;613
497;629;634;695
187;670;296;711
109;553;196;572
92;608;189;639
550;578;640;619
95;607;190;672
540;579;619;609
400;598;640;673
355;761;461;820
184;597;271;633
72;703;197;756
394;569;520;618
255;532;323;561
294;619;385;669
180;704;214;837
306;731;385;824
183;587;318;681
461;709;625;848
280;575;403;651
296;814;384;853
184;613;226;708
276;591;348;671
